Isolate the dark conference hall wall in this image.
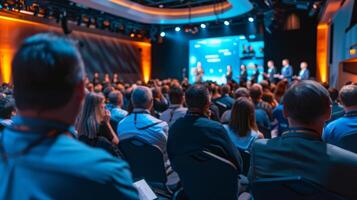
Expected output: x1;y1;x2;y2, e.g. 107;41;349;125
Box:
151;13;317;81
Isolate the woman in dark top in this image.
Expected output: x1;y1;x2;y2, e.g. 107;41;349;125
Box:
76;92;121;157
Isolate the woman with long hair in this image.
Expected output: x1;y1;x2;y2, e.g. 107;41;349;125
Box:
76;92;120;156
224;97;264;151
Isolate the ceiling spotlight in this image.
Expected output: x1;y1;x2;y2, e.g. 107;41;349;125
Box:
175;26;181;32
160;31;166;37
224;20;230;26
200;23;206;29
248;17;254;23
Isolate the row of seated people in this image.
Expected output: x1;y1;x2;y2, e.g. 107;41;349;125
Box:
1;33;357;199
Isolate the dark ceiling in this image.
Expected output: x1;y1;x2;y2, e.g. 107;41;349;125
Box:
128;0;228;9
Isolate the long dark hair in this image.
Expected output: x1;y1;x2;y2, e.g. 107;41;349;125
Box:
229;97;258;137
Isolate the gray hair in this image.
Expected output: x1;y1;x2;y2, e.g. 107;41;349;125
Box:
131;86;153;109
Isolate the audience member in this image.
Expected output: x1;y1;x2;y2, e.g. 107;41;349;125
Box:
152;86;169;114
250;80;357;199
0;33;138;199
76;92;121;156
117;86;178;185
106;91;128;125
224;97;264;151
160;86;187;127
168;84;242;172
325;87;344;124
323;84;357;145
213;84;235;116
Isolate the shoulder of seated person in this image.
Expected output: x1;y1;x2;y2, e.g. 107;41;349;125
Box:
52;136;129;172
326;143;357;164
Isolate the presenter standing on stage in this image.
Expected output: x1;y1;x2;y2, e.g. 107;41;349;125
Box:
296;61;310;80
239;64;248;84
280;59;293;82
226;65;233;83
194;62;204;83
265;60;277;83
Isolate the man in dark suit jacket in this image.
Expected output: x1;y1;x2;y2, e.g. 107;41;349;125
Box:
168;84;242;172
249;80;357;199
266;60;277;83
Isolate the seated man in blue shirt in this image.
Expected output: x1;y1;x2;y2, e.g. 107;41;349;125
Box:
117;86;179;185
323;84;357;145
0;33;138;199
250;80;357;199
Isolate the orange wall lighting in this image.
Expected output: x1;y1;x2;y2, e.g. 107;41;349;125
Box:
316;23;329;83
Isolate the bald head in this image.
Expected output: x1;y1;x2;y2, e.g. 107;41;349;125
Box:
131;86;153;109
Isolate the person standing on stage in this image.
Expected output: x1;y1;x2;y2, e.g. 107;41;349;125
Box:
226;65;233;83
280;59;293;82
240;64;248;84
194;62;204;83
297;61;310;81
265;60;277;83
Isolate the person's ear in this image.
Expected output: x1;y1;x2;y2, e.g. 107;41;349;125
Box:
74;80;85;104
324;105;332;121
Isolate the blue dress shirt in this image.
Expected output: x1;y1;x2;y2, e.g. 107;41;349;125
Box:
0;116;138;200
323;111;357;145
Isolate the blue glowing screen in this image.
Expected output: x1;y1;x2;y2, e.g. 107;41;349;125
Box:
189;35;264;84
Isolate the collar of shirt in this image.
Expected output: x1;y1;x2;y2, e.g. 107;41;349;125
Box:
132;108;151;114
10;115;75;135
282;127;321;141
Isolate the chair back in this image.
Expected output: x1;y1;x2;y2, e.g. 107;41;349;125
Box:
252;176;346;200
336;132;357;154
119;137;167;184
172;150;239;200
238;148;250;176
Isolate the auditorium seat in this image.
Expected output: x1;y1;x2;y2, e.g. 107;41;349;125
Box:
171;150;239;200
335;132;357;154
237;149;250;176
252;176;346;200
118;137;173;197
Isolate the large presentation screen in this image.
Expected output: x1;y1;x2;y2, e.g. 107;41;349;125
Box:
189;35;264;84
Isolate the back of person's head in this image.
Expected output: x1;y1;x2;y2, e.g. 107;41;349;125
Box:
152;87;162;99
229;97;257;137
108;90;123;107
162;85;170;94
328;88;339;103
12;33;84;111
76;92;105;138
185;84;210;111
262;92;276;108
169;86;184;105
221;84;231;95
131;86;153;109
234;88;250;99
260;80;270;92
249;84;263;102
283;80;331;125
339;84;357;107
103;86;114;100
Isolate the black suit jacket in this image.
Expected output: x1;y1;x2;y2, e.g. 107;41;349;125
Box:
168;115;242;172
249;131;357;199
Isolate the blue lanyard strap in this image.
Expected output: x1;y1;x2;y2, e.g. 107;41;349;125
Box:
282;127;321;139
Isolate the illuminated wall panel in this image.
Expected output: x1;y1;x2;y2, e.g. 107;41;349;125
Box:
316;23;329;83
